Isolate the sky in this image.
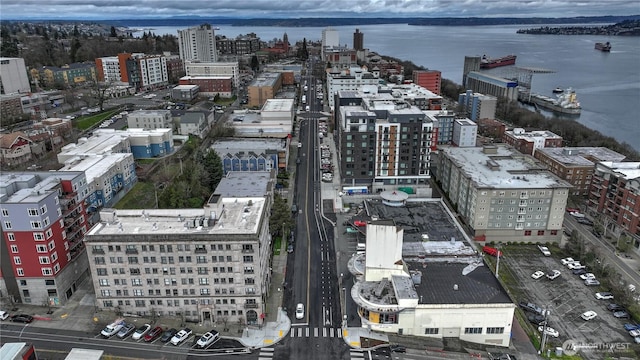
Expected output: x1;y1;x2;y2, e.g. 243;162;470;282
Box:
0;0;638;20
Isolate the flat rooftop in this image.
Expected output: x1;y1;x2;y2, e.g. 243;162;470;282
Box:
262;98;294;112
537;147;626;166
441;145;572;189
88;197;265;237
212;138;285;154
250;72;280;87
212;171;272;198
598;161;640;180
60;154;132;183
409;261;512;304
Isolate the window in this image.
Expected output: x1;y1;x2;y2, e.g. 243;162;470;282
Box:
486;327;504;334
199;278;209;285
132;279;142;286
464;327;482;334
54;264;60;273
133;289;143;296
45;279;55;286
97;268;107;276
99;279;110;286
1;208;8;216
94;257;106;265
41;268;53;276
39;256;50;264
10;245;18;253
200;288;210;295
7;233;15;241
34;233;45;241
537;230;545;236
243;256;253;263
30;221;42;229
524;230;532;236
13;256;21;265
17;268;24;276
28;208;39;216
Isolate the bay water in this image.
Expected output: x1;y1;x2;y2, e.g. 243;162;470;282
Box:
131;23;640;150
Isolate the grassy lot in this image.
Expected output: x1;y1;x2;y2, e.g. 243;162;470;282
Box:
273;237;282;255
114;182;157;209
74;109;121;130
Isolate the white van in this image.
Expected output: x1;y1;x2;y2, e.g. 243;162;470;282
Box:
356;243;366;251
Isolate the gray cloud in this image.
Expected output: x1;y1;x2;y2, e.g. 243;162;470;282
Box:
1;0;637;19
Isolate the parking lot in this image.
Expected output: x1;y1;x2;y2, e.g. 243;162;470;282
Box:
499;245;637;358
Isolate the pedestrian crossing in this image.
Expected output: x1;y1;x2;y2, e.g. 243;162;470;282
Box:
350;349;365;359
258;347;274;360
289;327;344;338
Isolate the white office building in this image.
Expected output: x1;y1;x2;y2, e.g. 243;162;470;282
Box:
0;57;31;94
452;118;478;147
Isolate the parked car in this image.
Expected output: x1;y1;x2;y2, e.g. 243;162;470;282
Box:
561;257;576;265
537;326;559;338
572;268;587;275
132;324;151;340
591;229;603;238
538;245;551;256
624;323;640;331
390;345;407;353
566;208;580;213
570;212;585;218
531;271;545;280
296;303;305;319
580;273;596;280
170;328;192;345
160;328;178;343
608;304;626;312
614;311;631;319
519;301;543;315
143;326;164;342
482;246;502;257
117;323;136;338
581;310;598;321
10;314;33;323
630;329;640;337
568;262;586;270
196;330;219;348
527;313;546;325
546;270;561;280
0;310;9;321
101;320;125;337
287;244;294;253
577;218;594;226
584;279;601;286
595;292;614;300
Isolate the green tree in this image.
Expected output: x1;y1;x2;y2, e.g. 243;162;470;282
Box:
251;55;260;72
201;150;223;193
269;194;295;238
110;26;117;38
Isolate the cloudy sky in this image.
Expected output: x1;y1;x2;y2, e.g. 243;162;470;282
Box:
1;0;638;20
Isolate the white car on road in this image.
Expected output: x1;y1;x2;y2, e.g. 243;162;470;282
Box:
579;273;596;280
595;292;614;300
546;270;561;280
196;330;219;348
295;303;305;320
170;328;192;345
538;245;551;256
581;310;598;321
561;257;576;265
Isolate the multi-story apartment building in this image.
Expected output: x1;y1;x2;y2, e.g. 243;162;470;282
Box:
452;118;478;147
588;162;640;247
178;75;233;97
0;171;91;305
126;110;173;131
95;56;121;83
379;83;443;111
178;24;217;63
534;147;626;197
185;61;240;93
30;63;97;89
335;91;434;191
212;138;287;175
164;54;185;83
412;70;442;95
0;57;31;94
234;33;262;55
458;90;497;122
326;67;379;109
502;128;563;156
0;93;24;120
437;145;572;243
85;172;274;325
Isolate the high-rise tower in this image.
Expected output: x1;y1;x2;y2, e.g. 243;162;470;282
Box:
353;28;364;50
178;24;217;63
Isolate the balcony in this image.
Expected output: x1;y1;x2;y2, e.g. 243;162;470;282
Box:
92;248;105;255
194;248;207;254
241;248;254;253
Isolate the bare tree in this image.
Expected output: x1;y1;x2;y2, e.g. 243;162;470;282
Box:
88;80;114;111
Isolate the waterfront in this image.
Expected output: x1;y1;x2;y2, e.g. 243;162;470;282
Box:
135;23;640;151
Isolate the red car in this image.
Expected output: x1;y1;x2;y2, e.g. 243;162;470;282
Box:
565;208;580;213
353;220;367;227
143;326;164;342
482;246;503;257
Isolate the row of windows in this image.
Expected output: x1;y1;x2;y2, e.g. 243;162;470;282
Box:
98;276;252;287
94;243;252;253
1;205;47;217
94;255;253;265
99;285;255;297
14;263;60;276
463;327;505;334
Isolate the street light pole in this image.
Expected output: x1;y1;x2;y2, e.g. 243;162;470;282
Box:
539;308;550;355
495;243;501;278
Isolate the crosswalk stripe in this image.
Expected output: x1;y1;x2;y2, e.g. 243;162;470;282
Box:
314;327;319;337
323;328;327;337
330;328;334;337
288;327;344;338
261;348;275;352
306;327;310;337
350;352;365;358
337;329;342;338
258;358;273;360
298;327;303;337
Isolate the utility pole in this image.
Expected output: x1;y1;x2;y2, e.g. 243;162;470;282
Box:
539;308;550;355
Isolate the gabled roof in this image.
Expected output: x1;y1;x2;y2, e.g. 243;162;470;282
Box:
0;132;32;149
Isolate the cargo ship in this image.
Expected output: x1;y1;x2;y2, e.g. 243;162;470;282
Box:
595;42;611;52
526;88;581;115
480;54;517;69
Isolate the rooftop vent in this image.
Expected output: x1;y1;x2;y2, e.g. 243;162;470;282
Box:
453;284;459;291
